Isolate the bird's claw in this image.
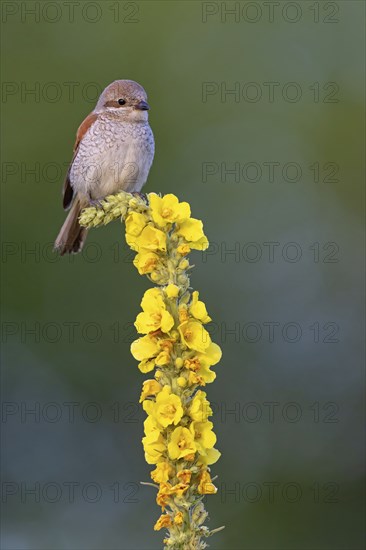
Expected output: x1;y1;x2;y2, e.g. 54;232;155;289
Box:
89;198;104;209
132;192;148;203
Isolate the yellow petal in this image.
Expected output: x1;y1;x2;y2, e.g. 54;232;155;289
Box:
190;291;211;323
131;335;159;361
125;212;147;237
139;380;162;403
177;218;206;243
138;359;156;373
178;321;211;352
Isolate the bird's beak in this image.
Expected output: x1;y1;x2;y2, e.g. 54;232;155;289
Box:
135;100;150;111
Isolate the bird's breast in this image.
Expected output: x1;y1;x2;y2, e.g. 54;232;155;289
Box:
70;119;155;199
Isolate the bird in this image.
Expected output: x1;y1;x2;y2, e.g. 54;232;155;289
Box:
54;79;155;255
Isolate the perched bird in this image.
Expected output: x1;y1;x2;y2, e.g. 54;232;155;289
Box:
55;79;155;255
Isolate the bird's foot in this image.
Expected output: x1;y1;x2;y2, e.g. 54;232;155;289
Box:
88;198;104;209
132;192;148;204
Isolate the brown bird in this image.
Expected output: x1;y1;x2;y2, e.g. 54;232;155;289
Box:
55;79;155;255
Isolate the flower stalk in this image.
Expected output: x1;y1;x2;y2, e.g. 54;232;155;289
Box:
80;191;223;549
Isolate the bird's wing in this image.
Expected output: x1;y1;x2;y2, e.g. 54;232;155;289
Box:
62;112;98;210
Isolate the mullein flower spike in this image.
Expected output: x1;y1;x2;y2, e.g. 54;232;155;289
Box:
80;192;224;549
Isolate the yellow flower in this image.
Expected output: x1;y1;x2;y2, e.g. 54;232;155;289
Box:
169;483;190;497
144;414;161;437
177;243;191;256
174;511;184;525
151;461;174;483
165;284;179;298
195;366;215;384
184;357;200;372
149;193;191;227
143;386;183;428
187;371;204;386
190;421;217;456
143;433;166;464
125;211;147;237
184;453;196;462
176;218;209;250
135;288;174;334
139;380;162;403
197;447;221;466
178;306;189;323
156;482;189;509
133;251;160;275
126;224;167;253
168;426;196;460
176;469;192;484
156;483;172;508
189;291;211;323
178;321;211;352
198;470;217;494
155;351;171;366
185;342;222;384
189;390;213;422
197;342;222;367
159;339;174;353
131;334;160;361
154;513;172;530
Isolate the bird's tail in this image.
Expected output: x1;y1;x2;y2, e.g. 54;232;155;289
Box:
54;196;88;255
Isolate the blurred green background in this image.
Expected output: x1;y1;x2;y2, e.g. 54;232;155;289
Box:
1;1;365;549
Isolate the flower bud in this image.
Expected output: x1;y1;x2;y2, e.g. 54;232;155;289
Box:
165;284;179;298
179;259;189;270
177;376;186;387
150;271;160;282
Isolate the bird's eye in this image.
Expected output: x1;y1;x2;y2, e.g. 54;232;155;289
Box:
118;99;126;105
